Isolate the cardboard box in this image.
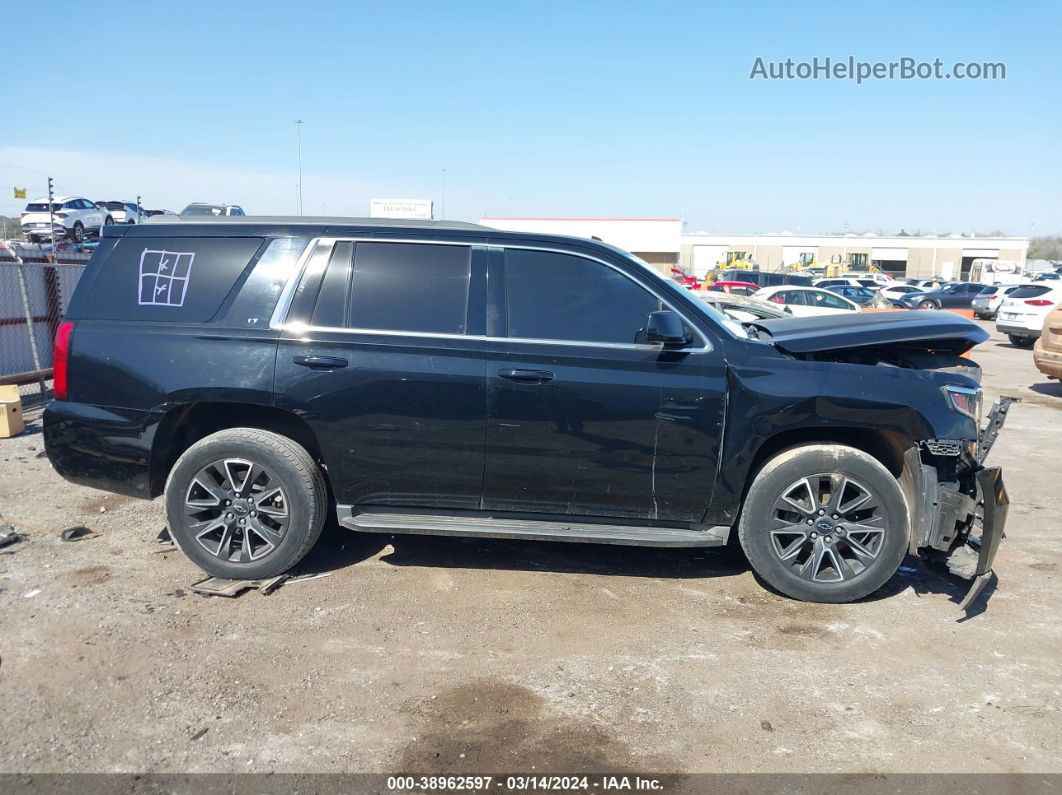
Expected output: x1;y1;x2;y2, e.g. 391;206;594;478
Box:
0;385;24;438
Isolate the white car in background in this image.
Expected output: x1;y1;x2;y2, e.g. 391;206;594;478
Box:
971;284;1030;320
842;271;896;287
879;283;925;304
753;285;861;316
96;200;141;224
180;203;246;217
20;196;112;244
995;284;1062;347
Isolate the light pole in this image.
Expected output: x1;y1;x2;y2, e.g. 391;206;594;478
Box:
440;168;446;220
295;119;304;216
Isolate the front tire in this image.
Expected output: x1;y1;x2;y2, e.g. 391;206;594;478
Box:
165;428;326;579
1009;334;1034;348
738;444;909;603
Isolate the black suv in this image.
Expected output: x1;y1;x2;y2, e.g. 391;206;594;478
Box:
44;218;1012;604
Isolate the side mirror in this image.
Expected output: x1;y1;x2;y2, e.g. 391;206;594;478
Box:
646;311;691;346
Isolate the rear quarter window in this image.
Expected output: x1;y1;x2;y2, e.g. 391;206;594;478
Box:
1008;285;1051;299
78;236;265;322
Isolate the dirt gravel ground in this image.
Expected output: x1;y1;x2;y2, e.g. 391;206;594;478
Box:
0;321;1059;774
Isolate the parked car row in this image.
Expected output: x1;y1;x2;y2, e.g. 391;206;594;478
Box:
20;198;245;244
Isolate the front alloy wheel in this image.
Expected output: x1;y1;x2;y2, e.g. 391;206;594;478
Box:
184;458;289;563
738;444;909;602
769;474;885;584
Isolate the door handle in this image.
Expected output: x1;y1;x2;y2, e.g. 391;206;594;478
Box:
498;368;554;383
294;355;348;369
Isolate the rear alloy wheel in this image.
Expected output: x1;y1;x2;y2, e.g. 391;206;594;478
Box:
165;428;326;579
1008;334;1034;348
917;299;937;310
739;444;908;602
71;222;84;243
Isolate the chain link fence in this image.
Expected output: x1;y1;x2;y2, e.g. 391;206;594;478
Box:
0;250;89;403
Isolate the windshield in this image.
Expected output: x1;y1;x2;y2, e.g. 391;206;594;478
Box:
24;203;55;212
98;201;126;211
978;286;999;295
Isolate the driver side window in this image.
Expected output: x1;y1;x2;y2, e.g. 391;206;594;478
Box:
503;249;664;344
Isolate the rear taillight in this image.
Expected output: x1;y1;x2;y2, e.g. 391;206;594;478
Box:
53;321;74;400
1025;299;1054;306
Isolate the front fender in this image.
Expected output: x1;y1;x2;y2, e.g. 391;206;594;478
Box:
705;352;977;523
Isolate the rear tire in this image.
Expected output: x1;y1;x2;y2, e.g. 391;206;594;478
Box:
917;300;937;310
164;428;326;579
71;222;84;243
738;444;909;603
1009;334;1034;348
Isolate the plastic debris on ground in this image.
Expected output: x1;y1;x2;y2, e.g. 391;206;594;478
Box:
60;526;97;542
0;516;20;549
190;575;287;598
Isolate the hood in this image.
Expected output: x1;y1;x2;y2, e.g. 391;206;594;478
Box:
749;311;988;355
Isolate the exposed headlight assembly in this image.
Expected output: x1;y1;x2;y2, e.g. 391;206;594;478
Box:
944;384;982;425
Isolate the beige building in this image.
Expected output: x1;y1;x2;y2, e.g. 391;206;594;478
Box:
477;217;1029;280
681;232;1029;280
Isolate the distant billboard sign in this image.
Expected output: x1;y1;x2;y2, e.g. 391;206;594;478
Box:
370;198;433;220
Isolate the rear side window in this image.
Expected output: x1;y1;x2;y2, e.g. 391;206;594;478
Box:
1008;285;1051;299
78;236;264;322
348;242;470;334
503;249;662;344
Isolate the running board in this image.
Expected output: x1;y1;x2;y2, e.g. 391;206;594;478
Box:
336;507;729;548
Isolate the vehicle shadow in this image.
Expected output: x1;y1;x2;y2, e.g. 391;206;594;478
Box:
1029;381;1062;399
377;533;751;580
879;556;996;619
290;518;389;575
296;521;998;615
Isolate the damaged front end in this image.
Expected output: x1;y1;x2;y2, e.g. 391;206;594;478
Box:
907;396;1018;610
748;312;1016;609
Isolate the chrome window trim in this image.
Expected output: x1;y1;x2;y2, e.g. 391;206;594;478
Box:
496;243;711;351
271;236;712;352
268;238;332;330
280;320;702;353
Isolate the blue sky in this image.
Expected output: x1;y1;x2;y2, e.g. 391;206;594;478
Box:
2;0;1058;234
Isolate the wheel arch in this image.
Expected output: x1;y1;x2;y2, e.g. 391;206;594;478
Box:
743;426;912;498
149;402;324;498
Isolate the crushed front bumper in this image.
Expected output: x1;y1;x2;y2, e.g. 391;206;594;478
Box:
912;397;1017;611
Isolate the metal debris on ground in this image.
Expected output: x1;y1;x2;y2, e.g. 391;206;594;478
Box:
284;572;334;585
0;525;20;550
60;526;97;542
189;575;288;598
